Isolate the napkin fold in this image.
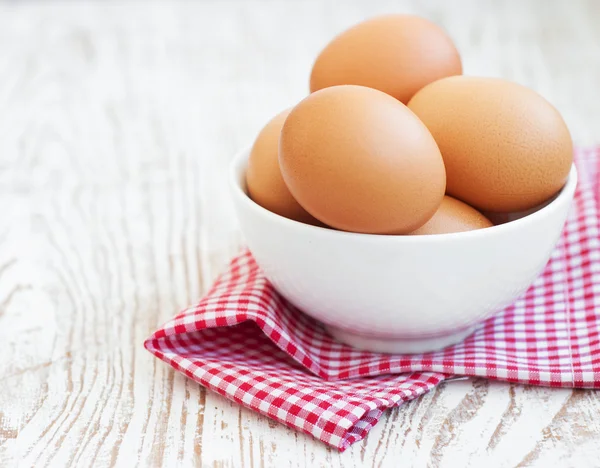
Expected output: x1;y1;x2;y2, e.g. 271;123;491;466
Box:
145;148;600;451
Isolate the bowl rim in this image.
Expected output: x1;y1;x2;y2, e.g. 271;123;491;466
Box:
229;146;578;242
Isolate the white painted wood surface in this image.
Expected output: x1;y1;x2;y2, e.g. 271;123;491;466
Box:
1;1;599;467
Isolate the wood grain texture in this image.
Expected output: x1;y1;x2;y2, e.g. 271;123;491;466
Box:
0;1;599;467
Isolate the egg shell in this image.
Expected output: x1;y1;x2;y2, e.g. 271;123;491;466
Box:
410;196;493;235
246;109;320;225
483;196;557;226
310;14;462;104
279;85;446;234
408;76;573;212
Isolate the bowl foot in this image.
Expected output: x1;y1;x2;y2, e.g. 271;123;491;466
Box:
325;325;477;354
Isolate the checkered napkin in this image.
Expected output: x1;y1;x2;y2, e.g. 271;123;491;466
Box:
145;148;600;451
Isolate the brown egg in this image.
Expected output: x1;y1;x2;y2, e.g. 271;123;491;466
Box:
310;14;462;104
482;195;557;225
279;85;446;234
246;109;320;225
408;76;573;212
410;196;493;235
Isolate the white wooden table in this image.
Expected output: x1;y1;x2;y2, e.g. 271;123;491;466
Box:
1;1;599;467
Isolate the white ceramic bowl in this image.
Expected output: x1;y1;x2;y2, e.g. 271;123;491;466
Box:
229;148;578;353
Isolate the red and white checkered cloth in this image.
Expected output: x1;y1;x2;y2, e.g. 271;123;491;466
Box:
145;147;600;451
